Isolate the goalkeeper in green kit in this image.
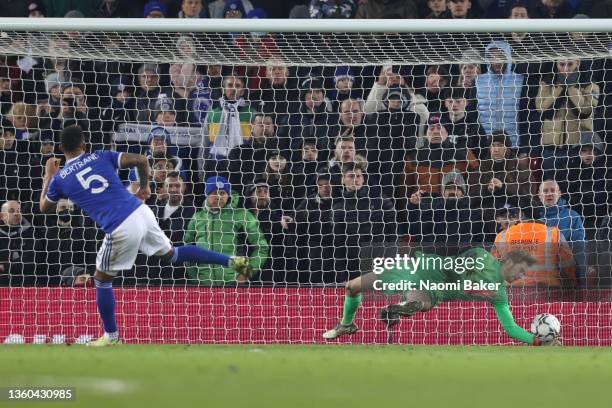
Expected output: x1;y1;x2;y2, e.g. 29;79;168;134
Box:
323;247;549;345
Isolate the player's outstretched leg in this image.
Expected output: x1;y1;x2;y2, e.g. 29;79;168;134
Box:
88;270;122;347
165;245;252;278
323;273;377;340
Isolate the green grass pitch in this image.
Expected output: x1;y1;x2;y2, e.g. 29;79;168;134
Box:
1;345;611;408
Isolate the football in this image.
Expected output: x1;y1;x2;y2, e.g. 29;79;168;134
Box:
530;313;561;345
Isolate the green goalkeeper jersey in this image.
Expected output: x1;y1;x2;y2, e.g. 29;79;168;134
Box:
380;247;536;345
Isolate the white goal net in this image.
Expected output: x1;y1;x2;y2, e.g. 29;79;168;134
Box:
0;18;611;345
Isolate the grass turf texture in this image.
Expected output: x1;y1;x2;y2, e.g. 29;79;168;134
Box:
1;345;610;408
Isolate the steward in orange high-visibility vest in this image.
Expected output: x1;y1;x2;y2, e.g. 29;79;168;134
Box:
492;220;577;288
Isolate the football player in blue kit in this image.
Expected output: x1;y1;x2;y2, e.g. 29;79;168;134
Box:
40;125;252;347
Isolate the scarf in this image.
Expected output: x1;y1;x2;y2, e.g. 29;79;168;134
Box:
210;97;247;158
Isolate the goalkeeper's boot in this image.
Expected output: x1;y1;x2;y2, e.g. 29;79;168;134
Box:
230;256;252;278
385;300;424;318
323;322;358;340
86;335;122;347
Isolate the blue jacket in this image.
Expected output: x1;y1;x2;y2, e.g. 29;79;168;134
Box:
476;41;524;147
539;198;586;278
539;198;585;243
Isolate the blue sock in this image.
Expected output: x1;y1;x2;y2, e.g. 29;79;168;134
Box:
94;279;117;335
170;245;231;267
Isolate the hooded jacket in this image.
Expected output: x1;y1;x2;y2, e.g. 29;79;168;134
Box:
476;41;524;147
184;191;269;285
537;198;585;243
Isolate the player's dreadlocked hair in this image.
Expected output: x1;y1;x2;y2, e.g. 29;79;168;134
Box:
60;125;85;153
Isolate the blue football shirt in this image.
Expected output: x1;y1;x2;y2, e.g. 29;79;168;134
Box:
46;150;143;233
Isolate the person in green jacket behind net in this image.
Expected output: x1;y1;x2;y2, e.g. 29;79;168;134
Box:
324;246;557;346
184;176;269;285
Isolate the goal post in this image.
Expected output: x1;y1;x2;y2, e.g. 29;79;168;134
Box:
0;18;610;345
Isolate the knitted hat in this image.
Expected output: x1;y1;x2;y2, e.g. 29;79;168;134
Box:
334;66;354;84
143;1;167;17
441;171;467;194
205;176;231;195
147;126;172;144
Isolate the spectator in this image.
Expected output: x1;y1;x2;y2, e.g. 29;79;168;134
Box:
408;171;484;243
27;1;46;17
0;200;35;286
442;0;477;18
494;205;522;238
246;181;295;281
160;62;207;126
0;72;13;115
364;65;428;133
294;173;335;282
535;179;586;277
476;40;524;148
135;64;164;124
178;0;209;17
205;75;252;175
455;50;481;113
535;58;599;172
355;0;418;18
223;0;247;17
262;150;295;210
143;1;167;17
34;198;98;285
325;134;363;197
208;0;253;17
332;162;396;281
404;114;478;196
287;77;337;161
5;102;38;140
228;112;288;194
101;79;135;134
141;172;195;284
184;176;268;285
233;10;280;93
309;0;356;18
96;0;136;18
365;86;420;198
331;66;358;112
0;125;29;203
531;0;575;18
424;0;446;17
290;138;325;201
43;72;64;117
554;132;609;239
256;60;299;117
493;219;577;287
441;87;487;157
508;2;530;43
338;98;367;149
129;127;185;186
468;131;528;229
421;65;450;114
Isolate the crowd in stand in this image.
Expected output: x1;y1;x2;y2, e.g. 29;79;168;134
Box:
0;0;611;287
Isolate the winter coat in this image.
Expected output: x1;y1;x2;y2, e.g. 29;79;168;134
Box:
404;140;479;196
476;41;524;147
184;192;269;285
535;78;599;146
536;198;585;243
0;219;35;286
